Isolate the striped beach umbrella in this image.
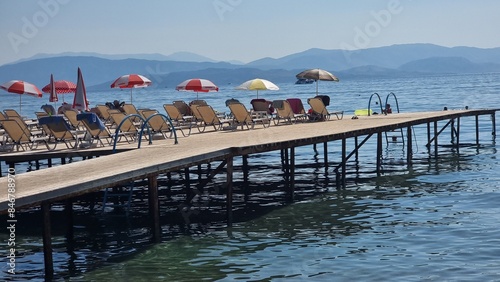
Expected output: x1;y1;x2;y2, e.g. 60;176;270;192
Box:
176;78;219;100
110;74;152;104
0;80;42;115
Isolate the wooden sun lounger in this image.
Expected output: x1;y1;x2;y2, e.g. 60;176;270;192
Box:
228;102;270;130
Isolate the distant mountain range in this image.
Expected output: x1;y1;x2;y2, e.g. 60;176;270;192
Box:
1;43;499;91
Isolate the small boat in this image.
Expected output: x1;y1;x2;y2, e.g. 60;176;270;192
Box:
295;78;314;84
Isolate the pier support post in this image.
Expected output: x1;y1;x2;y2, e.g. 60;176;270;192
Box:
226;156;234;227
377;132;382;176
407;127;413;165
354;136;359;162
287;147;295;202
476;115;480;146
323;142;328;176
242;155;249;201
426;122;431;154
456;117;461;151
184;168;191;203
492;113;496;137
434;121;438;158
148;175;161;243
65;200;74;240
342;138;346;188
42;201;54;280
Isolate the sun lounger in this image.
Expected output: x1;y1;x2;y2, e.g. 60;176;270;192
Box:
307;97;344;121
172;100;192;116
228;102;270;130
108;111;140;143
38;116;82;150
251;98;274;115
164;104;194;136
286;98;307;116
64;110;84;131
77;112;116;147
196;105;233;131
0;119;49;151
139;109;173;139
272;100;307;125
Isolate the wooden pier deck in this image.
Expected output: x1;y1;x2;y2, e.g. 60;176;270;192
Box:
1;109;497;213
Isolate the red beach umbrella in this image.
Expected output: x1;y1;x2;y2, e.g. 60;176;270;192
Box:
176;78;219;100
42;79;77;103
110;74;152;104
0;80;42;115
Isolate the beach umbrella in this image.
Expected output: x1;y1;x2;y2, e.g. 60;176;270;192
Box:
295;68;339;95
42;79;77;103
0;80;42;115
235;78;279;98
72;67;89;112
175;78;219;100
110;74;152;104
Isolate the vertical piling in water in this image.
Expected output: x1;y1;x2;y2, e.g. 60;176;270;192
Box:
323;142;328;176
184;168;191;203
341;138;347;188
476;115;480;146
287;147;295;202
434;121;439;158
148;174;161;242
377;132;382;176
42;201;53;280
242;155;249;201
226;156;233;227
407;127;413;165
492;113;496;137
456;117;461;151
65;200;73;240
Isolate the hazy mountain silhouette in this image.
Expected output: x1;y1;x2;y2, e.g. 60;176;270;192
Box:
1;44;500;89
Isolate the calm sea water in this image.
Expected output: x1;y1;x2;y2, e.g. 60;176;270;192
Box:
1;73;500;281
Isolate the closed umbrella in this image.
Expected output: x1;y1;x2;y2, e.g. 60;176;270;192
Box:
176;78;219;100
235;78;279;98
0;80;42;115
110;74;152;104
295;68;339;95
72;67;89;112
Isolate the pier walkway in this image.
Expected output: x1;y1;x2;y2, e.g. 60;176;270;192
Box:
1;109;497;213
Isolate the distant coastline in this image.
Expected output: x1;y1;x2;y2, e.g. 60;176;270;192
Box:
1;43;500;91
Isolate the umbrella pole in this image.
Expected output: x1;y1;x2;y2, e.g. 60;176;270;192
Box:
130;89;133;104
316;80;319;96
19;95;22;116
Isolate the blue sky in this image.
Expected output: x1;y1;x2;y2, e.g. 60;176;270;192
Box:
1;0;499;66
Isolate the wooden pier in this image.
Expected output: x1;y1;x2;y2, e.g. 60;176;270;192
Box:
0;109;497;279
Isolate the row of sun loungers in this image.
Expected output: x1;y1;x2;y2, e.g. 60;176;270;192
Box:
0;96;343;152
